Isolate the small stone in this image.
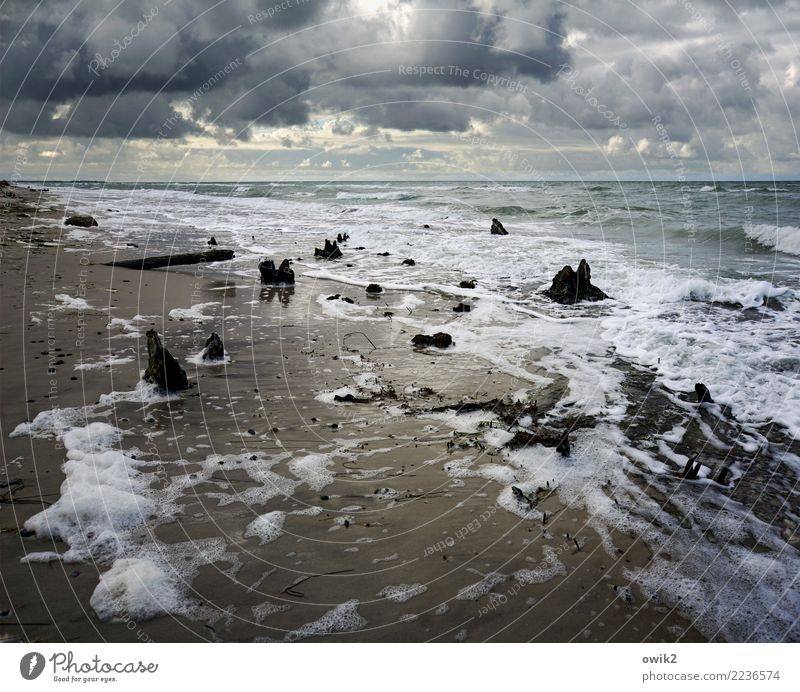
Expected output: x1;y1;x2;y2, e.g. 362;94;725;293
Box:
412;332;453;349
64;214;98;227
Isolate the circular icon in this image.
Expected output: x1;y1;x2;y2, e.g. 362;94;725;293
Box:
20;652;45;681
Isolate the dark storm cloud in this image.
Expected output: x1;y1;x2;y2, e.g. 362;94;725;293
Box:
2;0;797;176
0;0;571;139
0;0;322;138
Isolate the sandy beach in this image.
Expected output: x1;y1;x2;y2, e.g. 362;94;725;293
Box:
0;183;722;643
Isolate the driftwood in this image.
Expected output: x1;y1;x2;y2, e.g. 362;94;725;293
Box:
105;248;234;270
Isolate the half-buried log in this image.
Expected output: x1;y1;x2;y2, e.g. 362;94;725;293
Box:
105;248;234;270
143;329;189;391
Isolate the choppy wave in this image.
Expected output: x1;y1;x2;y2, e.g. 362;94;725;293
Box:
335;190;420;201
478;205;541;216
744;223;800;256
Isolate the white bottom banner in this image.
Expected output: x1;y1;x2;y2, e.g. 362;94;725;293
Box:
0;643;795;691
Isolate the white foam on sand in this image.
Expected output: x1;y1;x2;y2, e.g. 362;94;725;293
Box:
252;601;292;623
377;583;428;603
168;301;220;321
65;228;97;242
288;454;335;491
74;355;134;371
186;348;231;366
513;545;567;585
456;572;507;600
285;600;366;641
98;380;181;406
245;511;286;544
11;405;95;439
107;314;152;339
316;293;376;319
54;293;100;312
492;424;800;641
202;452;299;506
21;422;153;562
89;538;233;622
423;410;497;434
16;402;236;621
315;370;388;405
90;558;184;621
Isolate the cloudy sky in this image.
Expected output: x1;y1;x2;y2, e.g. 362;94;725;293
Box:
1;0;799;181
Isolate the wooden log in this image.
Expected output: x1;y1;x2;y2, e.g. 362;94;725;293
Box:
104;248;234;270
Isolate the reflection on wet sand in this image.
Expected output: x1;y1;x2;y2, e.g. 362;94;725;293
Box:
260;285;295;306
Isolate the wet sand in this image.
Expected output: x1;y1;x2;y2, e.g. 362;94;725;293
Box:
0;184;705;642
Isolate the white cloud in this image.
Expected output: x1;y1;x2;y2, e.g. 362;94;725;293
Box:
564;30;587;49
784;61;800;88
603;135;628;156
403;148;424;161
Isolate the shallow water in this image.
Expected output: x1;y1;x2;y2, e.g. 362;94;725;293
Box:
46;179;800;435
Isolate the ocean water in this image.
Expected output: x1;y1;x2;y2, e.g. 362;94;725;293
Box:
20;179;800;640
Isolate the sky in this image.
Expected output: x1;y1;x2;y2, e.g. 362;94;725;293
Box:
1;0;799;181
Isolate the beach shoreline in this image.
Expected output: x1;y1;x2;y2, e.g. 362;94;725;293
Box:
1;181;797;642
